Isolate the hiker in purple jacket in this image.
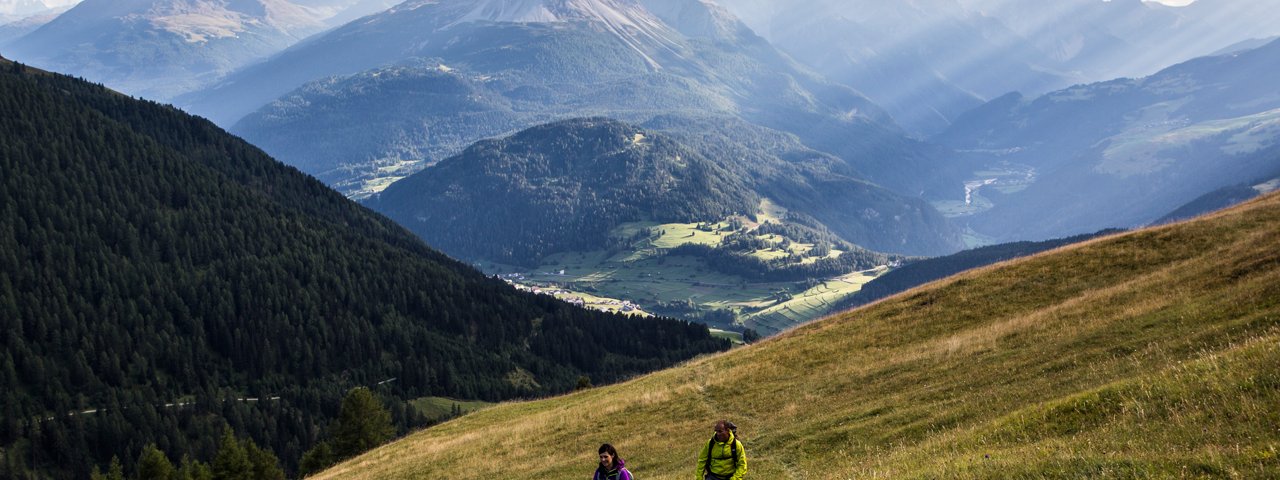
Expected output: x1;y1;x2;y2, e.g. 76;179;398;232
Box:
594;443;634;480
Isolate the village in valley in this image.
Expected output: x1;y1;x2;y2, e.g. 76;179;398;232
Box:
498;272;650;316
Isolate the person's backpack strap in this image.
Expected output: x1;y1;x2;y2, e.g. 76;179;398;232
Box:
730;438;738;466
704;437;716;476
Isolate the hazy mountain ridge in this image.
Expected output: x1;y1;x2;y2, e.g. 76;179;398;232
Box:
194;0;890;130
0;0;78;17
723;0;1280;136
719;0;1059;135
3;0;398;100
934;38;1280;243
958;0;1280;80
0;5;68;44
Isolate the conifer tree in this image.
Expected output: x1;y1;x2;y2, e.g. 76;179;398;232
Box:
91;456;125;480
176;455;212;480
298;441;334;478
243;438;285;480
137;444;175;480
211;429;252;480
332;388;394;459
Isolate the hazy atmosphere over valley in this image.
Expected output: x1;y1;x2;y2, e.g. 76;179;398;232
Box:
2;0;1278;478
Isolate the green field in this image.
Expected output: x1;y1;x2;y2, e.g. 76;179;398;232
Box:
488;199;889;332
708;328;744;345
509;247;885;334
743;267;886;335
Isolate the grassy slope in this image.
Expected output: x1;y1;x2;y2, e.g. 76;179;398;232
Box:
409;397;495;420
314;193;1280;479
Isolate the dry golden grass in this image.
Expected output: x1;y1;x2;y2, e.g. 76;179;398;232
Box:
313;192;1280;479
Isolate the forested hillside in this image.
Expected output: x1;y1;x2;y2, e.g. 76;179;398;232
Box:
367;117;959;265
0;58;727;478
366;118;758;264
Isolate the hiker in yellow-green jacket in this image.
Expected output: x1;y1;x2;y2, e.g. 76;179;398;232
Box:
695;419;747;480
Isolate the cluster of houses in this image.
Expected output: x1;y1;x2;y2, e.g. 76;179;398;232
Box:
501;278;642;314
587;298;640;313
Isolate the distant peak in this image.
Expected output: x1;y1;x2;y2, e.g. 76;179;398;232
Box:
430;0;683;69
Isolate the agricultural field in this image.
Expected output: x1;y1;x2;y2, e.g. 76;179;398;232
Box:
708;328;745;345
483;199;891;335
743;267;886;335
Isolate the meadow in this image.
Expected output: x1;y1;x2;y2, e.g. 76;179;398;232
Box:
313;192;1280;479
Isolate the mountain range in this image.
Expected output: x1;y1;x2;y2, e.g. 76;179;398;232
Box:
934;37;1280;243
5;2;1280;477
179;0;965;256
2;0;399;100
724;0;1280;135
182;0;875;126
962;0;1280;80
